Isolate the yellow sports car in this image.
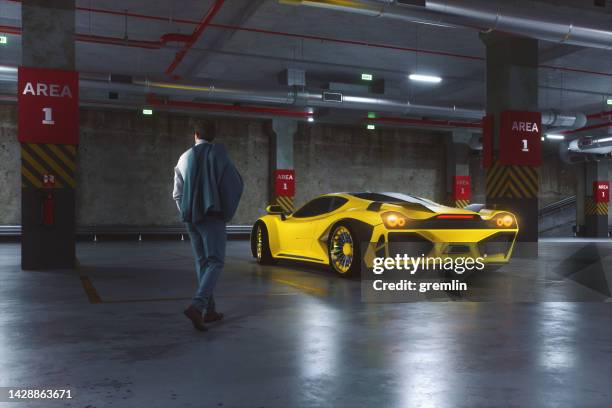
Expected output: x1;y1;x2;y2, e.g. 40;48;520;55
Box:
250;192;519;276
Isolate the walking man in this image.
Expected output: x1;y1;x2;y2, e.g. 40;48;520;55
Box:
173;123;243;331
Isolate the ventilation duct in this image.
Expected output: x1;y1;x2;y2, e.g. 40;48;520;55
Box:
287;0;612;50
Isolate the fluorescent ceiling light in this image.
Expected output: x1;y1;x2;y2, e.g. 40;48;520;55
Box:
546;134;565;140
307;117;314;122
142;108;153;115
0;65;17;73
409;74;442;83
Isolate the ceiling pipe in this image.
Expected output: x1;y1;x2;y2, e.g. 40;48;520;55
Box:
146;94;312;118
286;0;612;50
368;116;482;129
568;136;612;154
541;111;587;129
560;121;612;135
586;110;612;120
164;0;225;76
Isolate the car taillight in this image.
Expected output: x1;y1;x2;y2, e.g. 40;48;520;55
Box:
491;213;516;228
381;212;408;229
436;214;474;220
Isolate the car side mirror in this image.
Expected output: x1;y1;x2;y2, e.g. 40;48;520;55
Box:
266;204;287;220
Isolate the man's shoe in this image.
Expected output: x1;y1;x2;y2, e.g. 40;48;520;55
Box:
183;305;207;331
204;311;224;323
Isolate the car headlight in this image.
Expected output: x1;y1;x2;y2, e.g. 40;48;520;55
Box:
382;212;408;229
491;213;516;228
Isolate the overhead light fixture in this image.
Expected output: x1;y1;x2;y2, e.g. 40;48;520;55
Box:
607;98;612;105
541;136;545;141
0;36;7;45
0;65;17;73
546;134;565;140
367;124;376;130
307;117;314;123
142;108;153;115
409;74;442;83
361;73;373;81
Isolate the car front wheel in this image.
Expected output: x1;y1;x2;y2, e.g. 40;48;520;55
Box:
328;223;360;277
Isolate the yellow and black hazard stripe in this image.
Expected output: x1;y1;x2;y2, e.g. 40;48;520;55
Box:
276;195;295;214
455;199;470;208
585;197;608;216
486;160;538;199
21;143;77;189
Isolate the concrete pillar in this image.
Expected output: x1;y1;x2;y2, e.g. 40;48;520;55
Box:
583;161;609;237
22;0;75;69
481;32;540;253
446;130;471;208
20;0;76;270
269;119;296;213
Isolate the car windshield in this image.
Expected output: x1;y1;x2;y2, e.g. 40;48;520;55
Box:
350;192;437;206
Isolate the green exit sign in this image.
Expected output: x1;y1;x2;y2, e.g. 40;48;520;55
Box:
361;73;373;81
0;36;7;45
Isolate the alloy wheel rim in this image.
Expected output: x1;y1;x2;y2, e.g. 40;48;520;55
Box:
330;226;353;273
256;225;263;260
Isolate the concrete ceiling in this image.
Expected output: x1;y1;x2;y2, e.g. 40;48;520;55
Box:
1;0;612;117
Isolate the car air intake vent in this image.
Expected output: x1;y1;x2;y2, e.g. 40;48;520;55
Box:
396;0;426;6
323;91;343;103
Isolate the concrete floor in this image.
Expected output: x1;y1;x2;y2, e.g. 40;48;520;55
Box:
1;240;612;407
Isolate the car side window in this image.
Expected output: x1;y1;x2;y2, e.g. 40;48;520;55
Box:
329;197;348;212
292;197;335;218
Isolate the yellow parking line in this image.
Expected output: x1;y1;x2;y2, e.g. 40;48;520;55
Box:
272;278;327;296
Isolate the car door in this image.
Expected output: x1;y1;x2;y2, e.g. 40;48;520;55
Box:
279;197;335;259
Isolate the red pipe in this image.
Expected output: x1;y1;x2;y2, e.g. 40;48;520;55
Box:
164;0;225;77
369;116;482;129
146;94;311;118
586;110;612;120
561;121;612;135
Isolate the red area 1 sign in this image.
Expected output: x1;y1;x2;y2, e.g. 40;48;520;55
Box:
18;66;79;145
593;181;609;203
453;176;471;200
275;169;295;197
499;110;541;166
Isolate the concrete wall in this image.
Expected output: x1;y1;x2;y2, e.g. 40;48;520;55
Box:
294;124;447;207
77;109;269;226
539;145;577;206
0;105;20;225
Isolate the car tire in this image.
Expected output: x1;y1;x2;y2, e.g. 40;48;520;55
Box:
253;222;275;265
328;222;361;277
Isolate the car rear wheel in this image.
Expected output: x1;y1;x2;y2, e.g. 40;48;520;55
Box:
254;222;275;265
328;223;360;277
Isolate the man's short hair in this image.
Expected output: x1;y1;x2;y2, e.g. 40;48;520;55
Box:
194;121;216;142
